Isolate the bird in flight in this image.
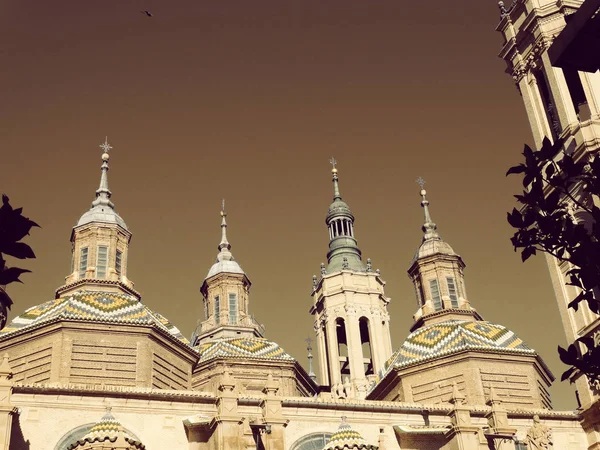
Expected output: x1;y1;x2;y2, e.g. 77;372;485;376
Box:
140;10;153;17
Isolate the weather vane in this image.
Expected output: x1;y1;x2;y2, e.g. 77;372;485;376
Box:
329;157;337;170
99;136;112;154
416;177;426;190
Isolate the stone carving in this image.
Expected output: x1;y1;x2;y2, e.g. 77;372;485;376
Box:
526;415;552;449
320;263;327;275
343;376;353;398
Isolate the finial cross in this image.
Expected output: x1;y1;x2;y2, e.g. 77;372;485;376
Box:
329;157;337;170
222;199;225;212
99;136;112;154
305;336;313;349
416;177;426;190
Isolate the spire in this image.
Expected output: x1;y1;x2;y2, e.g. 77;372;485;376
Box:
218;199;231;254
417;177;439;241
75;137;127;230
204;202;245;279
91;137;114;209
324;159;365;272
306;336;317;381
330;157;341;200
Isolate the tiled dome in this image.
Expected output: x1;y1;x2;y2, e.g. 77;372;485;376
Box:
384;320;535;373
67;408;144;449
0;291;188;344
194;337;295;363
323;418;377;450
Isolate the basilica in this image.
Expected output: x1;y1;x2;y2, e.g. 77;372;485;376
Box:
0;135;587;450
1;0;599;446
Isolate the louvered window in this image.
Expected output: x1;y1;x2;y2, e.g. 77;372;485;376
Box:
97;246;108;278
430;279;442;311
214;296;220;324
79;247;88;279
447;277;459;308
229;293;237;324
115;250;122;275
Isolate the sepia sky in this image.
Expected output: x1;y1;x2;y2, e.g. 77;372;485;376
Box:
1;1;577;409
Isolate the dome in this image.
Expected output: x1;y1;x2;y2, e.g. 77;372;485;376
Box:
206;259;245;279
67;408;145;449
327;198;354;221
412;236;456;263
77;204;128;230
0;291;188;344
194;336;295;363
322;418;377;450
383;320;535;373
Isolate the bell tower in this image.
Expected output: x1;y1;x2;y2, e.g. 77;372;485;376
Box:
496;0;600;413
310;160;392;399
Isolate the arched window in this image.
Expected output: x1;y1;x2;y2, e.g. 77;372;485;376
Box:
290;432;333;450
336;318;350;378
359;317;373;376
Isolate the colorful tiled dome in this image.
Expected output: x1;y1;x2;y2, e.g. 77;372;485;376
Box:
195;337;295;363
0;291;188;344
323;418;378;450
384;320;535;372
67;408;144;449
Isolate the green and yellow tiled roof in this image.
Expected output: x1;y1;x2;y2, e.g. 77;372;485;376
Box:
67;408;145;449
384;320;535;373
323;418;378;450
195;337;295;363
0;291;188;344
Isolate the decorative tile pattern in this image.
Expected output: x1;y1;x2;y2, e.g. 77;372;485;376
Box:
67;409;145;449
385;320;535;371
323;418;377;450
195;337;295;363
0;291;188;344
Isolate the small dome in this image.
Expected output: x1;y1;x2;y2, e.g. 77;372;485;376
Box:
0;291;188;344
77;204;128;230
194;337;295;363
206;259;245;279
327;199;353;221
412;237;456;263
67;408;145;449
383;320;535;374
323;418;378;450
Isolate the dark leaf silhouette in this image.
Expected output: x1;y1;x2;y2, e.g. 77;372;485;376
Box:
0;195;39;325
508;138;600;382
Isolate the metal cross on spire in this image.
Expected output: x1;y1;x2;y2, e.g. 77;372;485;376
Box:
329;157;337;170
99;136;112;154
221;199;226;213
305;336;313;350
416;177;426;190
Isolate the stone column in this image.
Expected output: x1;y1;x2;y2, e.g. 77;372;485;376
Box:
259;375;288;450
444;383;480;450
214;369;243;449
484;387;516;450
541;51;579;130
0;355;16;450
344;306;366;398
325;318;341;386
